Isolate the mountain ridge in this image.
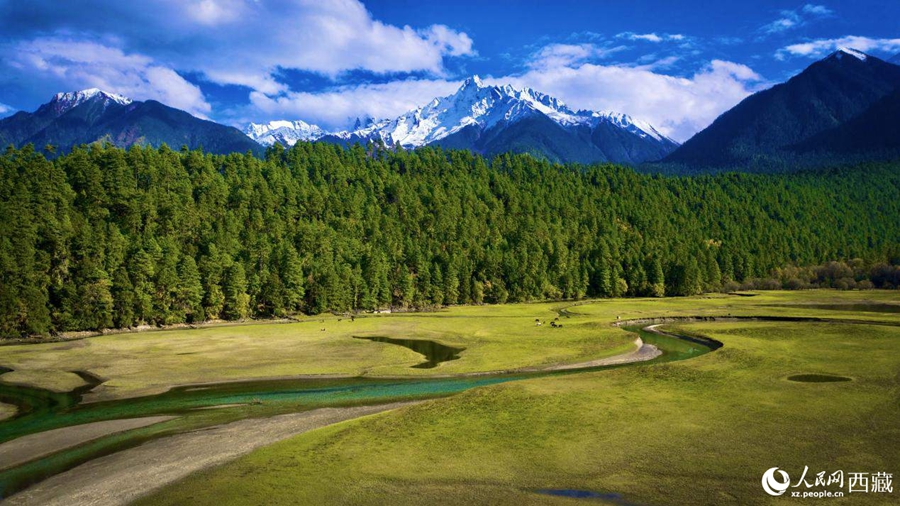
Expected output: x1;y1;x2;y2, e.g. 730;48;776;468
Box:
662;48;900;171
246;76;678;165
0;90;263;156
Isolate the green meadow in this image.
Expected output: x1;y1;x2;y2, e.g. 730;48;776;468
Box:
87;290;898;506
2;290;896;402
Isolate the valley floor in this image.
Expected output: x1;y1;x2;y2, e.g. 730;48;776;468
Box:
0;290;898;505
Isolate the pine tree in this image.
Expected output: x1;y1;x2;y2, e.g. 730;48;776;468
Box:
0;143;898;336
74;267;114;330
111;267;135;328
177;256;204;322
280;244;305;313
472;279;484;305
649;257;665;297
224;262;251;320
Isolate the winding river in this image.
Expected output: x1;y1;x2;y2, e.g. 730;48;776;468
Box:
0;323;718;498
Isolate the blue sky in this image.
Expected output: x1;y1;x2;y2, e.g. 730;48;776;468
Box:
1;0;898;141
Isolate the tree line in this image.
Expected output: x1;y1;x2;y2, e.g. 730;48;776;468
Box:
1;142;898;337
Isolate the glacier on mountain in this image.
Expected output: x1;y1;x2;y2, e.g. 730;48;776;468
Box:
245;76;672;149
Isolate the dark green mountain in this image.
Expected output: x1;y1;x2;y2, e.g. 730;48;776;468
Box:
794;86;900;157
663;48;900;172
0;89;263;156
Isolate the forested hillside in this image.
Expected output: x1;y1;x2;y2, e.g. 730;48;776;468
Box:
1;142;898;337
662;49;900;173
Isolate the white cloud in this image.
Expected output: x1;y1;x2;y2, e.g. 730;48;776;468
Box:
500;59;763;142
246;79;462;130
760;3;833;35
801;4;833;16
5;37;211;117
1;0;476;109
777;35;900;59
0;102;14;118
424;25;475;57
761;16;798;35
248;52;764;143
527;44;626;69
617;32;685;43
635;55;681;71
159;0;475;90
186;0;248;26
632;33;662;43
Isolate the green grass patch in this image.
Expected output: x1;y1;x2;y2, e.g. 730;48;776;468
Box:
2;290;896;402
141;293;900;505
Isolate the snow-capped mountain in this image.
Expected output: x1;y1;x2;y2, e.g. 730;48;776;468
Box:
244;120;325;147
0;89;261;156
50;88;132;115
246;77;679;165
833;46;868;61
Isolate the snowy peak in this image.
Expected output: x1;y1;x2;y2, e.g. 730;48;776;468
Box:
357;76;670;147
49;88;132;115
587;111;667;142
2;88;261;156
460;75;485;90
382;76;669;146
245;77;676;162
831;47;869;62
244;119;325;146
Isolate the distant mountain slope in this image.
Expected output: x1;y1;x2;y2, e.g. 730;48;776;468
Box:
0;89;263;155
794;86;900;156
246;77;678;165
663;48;900;171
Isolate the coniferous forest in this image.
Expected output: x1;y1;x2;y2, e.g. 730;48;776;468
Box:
1;142;898;337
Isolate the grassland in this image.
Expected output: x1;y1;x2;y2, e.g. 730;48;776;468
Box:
0;290;897;403
0;403;15;422
0;370;91;393
135;290;900;505
0;305;635;401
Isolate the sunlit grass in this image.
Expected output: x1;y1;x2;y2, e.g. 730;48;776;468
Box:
140;291;900;505
1;290;896;403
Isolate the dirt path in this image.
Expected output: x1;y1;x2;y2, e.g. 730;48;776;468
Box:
3;401;419;506
535;337;660;371
0;416;177;471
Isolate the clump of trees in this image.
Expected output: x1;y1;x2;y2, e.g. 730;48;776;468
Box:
1;142;898;337
760;260;900;291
